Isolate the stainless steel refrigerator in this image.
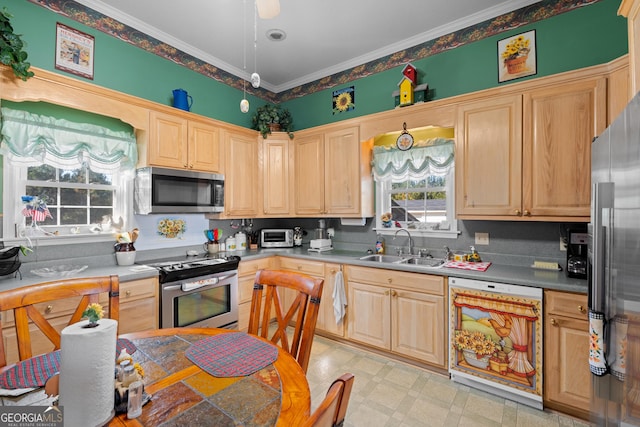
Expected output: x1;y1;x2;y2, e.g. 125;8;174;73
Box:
589;91;640;426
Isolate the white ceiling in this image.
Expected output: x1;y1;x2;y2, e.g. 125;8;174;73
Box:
74;0;541;93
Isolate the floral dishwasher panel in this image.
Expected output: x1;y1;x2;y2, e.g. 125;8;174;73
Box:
449;278;543;408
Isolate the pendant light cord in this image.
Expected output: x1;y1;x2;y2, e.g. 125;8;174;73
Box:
243;0;247;96
254;0;258;76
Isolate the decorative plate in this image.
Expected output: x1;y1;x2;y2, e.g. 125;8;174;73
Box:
157;218;186;239
31;264;88;278
396;122;414;151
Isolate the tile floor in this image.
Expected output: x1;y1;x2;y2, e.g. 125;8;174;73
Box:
305;335;593;427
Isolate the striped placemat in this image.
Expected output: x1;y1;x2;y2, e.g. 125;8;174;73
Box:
0;338;136;390
186;332;278;377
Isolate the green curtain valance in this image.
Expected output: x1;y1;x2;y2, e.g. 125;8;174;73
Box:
372;138;454;180
0;107;137;173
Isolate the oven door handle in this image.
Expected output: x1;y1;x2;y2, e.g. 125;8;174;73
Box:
175;273;237;292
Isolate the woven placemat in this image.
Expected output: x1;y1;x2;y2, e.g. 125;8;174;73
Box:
0;338;136;390
186;332;278;377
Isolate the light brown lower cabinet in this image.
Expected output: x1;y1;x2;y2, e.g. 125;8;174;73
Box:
0;276;159;365
544;290;591;419
345;265;446;368
237;257;274;331
278;257;345;337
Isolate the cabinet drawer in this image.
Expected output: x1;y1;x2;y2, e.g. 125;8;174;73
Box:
278;257;325;276
238;258;273;277
346;266;445;295
2;295;87;328
545;290;588;320
119;277;158;302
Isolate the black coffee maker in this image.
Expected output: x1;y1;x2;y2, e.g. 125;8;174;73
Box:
566;229;588;279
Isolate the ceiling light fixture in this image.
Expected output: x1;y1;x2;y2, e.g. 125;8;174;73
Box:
266;29;286;42
240;0;249;113
256;0;280;19
250;0;260;89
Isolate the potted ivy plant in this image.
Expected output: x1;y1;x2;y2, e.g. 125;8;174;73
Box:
0;7;34;81
252;104;294;139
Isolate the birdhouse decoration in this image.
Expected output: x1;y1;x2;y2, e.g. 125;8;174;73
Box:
392;63;429;107
398;63;417;106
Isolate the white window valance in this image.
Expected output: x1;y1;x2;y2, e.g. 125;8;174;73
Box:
372;137;454;181
0;107;138;174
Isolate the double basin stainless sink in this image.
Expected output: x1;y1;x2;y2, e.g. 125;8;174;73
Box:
358;254;446;269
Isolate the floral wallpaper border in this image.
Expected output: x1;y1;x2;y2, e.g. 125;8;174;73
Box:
29;0;602;103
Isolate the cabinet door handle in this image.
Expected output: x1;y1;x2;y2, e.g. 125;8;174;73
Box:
125;290;132;297
515;209;521;216
578;305;586;314
183;163;188;168
45;305;53;314
523;210;531;216
550;318;558;326
384;290;390;296
391;290;398;297
387;278;392;284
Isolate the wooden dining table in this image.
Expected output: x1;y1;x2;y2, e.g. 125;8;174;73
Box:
107;327;311;426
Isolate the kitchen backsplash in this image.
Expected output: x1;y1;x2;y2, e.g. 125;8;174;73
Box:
11;215;584;271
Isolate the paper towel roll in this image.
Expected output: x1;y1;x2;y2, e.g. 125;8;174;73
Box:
59;319;117;427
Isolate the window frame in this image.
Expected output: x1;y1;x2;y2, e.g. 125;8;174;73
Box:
374;165;459;239
2;159;133;246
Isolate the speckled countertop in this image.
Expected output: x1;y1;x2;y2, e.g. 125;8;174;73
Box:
239;248;589;294
0;246;588;294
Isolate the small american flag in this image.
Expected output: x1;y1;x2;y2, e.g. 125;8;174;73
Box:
24;208;52;222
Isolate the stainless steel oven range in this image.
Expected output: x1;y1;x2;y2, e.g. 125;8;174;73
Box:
143;255;241;329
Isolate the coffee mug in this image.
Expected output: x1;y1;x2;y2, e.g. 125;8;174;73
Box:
204;241;219;255
172;89;193;111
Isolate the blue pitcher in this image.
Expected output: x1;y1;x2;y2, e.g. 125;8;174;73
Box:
172;88;193;111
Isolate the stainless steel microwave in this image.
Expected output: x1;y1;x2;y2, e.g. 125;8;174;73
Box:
134;167;224;214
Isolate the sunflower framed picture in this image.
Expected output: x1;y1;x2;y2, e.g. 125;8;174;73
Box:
333;86;355;114
498;30;536;83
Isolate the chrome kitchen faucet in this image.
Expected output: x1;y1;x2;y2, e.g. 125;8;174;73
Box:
393;229;414;256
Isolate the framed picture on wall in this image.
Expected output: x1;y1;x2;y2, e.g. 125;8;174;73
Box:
55;22;95;80
498;30;537;83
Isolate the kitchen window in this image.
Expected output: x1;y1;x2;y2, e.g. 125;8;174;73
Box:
372;127;457;238
0;105;137;244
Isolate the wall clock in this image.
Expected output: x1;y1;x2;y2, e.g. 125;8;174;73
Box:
396;122;414;151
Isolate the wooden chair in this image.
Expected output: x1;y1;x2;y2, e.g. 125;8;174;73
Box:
248;269;324;373
303;373;355;427
0;275;119;368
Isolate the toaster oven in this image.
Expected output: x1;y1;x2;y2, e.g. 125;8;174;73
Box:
260;229;293;248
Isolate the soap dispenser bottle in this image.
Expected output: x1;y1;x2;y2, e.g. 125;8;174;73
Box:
375;234;385;254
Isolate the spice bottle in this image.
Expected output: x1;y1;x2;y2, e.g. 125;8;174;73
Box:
127;380;143;419
122;364;137;388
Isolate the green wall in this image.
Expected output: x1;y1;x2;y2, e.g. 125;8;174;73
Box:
283;0;628;129
1;0;262;129
0;0;629;132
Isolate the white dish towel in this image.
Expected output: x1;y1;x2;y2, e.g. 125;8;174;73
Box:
333;270;347;324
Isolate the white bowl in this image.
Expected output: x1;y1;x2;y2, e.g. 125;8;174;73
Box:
116;251;136;266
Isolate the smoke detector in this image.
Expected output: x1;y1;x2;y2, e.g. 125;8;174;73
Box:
266;29;287;42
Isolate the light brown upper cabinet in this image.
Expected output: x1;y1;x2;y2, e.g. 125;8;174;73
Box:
147;110;222;173
456;76;606;221
456;94;523;218
223;128;260;217
260;133;293;216
294;125;373;217
619;0;640;98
